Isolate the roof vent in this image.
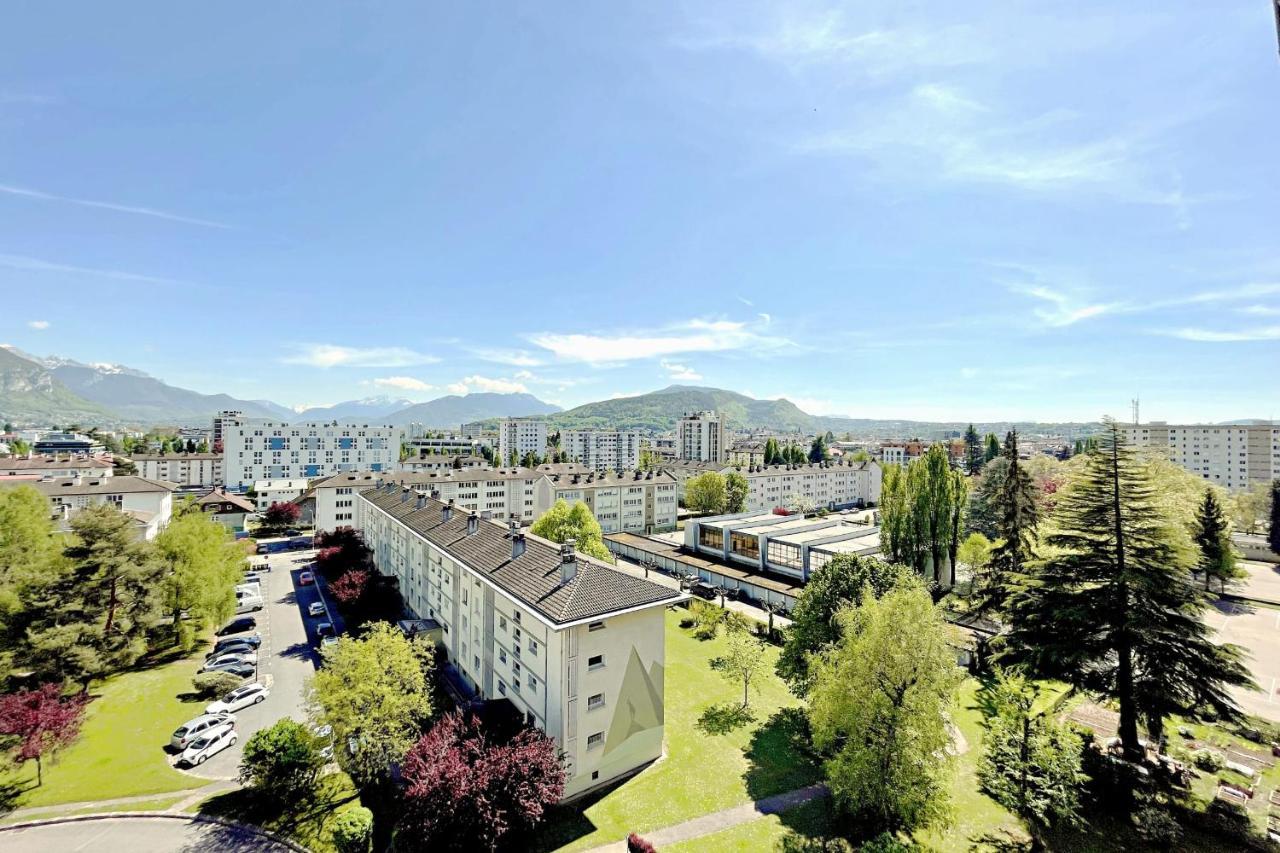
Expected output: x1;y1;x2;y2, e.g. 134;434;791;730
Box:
560;539;577;583
467;511;479;535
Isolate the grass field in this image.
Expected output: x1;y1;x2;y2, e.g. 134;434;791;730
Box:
3;647;211;809
198;771;361;853
534;608;821;852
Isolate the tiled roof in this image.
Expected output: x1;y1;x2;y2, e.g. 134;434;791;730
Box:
361;485;682;625
0;456;112;470
193;488;256;512
0;475;176;496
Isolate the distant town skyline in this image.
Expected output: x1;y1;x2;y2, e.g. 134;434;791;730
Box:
2;2;1278;423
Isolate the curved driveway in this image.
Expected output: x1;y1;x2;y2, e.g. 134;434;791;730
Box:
0;815;298;852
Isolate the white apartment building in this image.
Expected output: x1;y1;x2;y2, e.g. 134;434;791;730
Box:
212;410;242;451
399;455;488;474
664;459;882;512
677;411;727;463
535;469;678;534
404;435;479;458
220;419;402;489
498;419;548;463
561;430;642;472
1119;422;1280;491
358;484;683;798
131;453;223;487
252;478;311;511
0;456;113;479
0;475;175;540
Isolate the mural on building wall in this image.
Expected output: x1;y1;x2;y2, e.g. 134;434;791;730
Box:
605;648;664;755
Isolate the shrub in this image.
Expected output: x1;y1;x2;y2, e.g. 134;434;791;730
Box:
778;835;855;852
239;719;324;805
859;834;923;853
626;833;657;853
191;671;244;698
331;807;374;853
1132;806;1182;846
1192;748;1224;771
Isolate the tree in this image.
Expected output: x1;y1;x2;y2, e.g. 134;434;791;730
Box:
764;438;780;465
1193;488;1241;593
963;424;984;475
977;671;1083;848
331;568;373;611
880;446;963;586
1002;421;1254;761
196;440;210;453
0;486;62;677
1270;480;1280;555
809;435;829;463
974;431;1039;615
9;438;30;455
0;684;89;785
239;718;325;805
332;808;374;853
984;433;1001;463
777;554;913;697
724;471;749;514
308;623;433;791
263;501;301;531
956;532;993;581
185;439;197;453
313;527;372;580
397;712;565;852
684;471;727;515
155;511;243;647
717;626;767;709
808;583;962;838
529;499;612;562
1227;481;1268;535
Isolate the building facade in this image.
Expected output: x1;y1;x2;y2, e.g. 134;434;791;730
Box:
357;484;683;798
191;487;256;532
535;469;678;534
251;478;311;511
561;430;642;471
212;410;243;451
33;432;105;455
0;475;175;539
0;456;113;479
1119;422;1280;491
132;453;223;487
220;418;403;488
664;459;882;513
498;419;548;463
676;412;726;463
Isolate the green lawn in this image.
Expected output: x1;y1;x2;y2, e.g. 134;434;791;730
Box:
534;608;821;851
198;771;362;853
663;797;833;852
5;647;212;808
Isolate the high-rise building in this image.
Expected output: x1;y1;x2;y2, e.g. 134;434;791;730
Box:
498;419;548;463
561;429;641;471
1119;422;1279;491
676;411;726;463
220;418;403;489
212;410;243;452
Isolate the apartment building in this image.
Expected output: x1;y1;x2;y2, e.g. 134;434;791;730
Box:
212;410;242;451
0;456;113;479
664;459;882;513
220;418;403;489
131;452;223;487
1119;422;1280;491
498;419;548;463
400;455;488;474
0;475;175;540
405;434;479;457
561;430;642;471
358;485;684;798
252;478;311;511
34;432;105;455
676;411;726;463
535;469;678;534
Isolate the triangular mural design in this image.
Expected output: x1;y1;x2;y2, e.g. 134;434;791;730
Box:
604;648;664;755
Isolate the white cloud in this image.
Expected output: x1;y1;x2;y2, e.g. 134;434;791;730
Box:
660;360;703;381
1162;326;1280;343
469;348;544;367
27;320;49;330
367;376;433;392
282;344;440;368
1010;283;1119;328
528;318;796;365
445;375;530;395
0;183;230;229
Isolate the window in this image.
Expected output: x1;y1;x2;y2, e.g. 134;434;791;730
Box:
528;639;538;656
588;654;604;670
528;677;536;693
698;526;723;550
513;610;522;625
588;693;605;710
588;621;605;632
498;681;507;696
499;616;507;631
587;732;604;749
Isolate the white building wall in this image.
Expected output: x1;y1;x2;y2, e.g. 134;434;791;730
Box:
1120;423;1279;492
562;430;642;471
221;420;402;489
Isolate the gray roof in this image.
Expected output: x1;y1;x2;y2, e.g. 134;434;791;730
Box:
131;453;221;462
192;488;256;512
0;456;112;470
361;485;682;625
544;469;677;488
0;475;176;496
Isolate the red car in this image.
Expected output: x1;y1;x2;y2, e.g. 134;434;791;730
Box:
298;570;315;586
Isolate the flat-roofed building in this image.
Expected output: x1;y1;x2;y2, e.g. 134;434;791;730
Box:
685;511;883;582
131;452;223;487
252;478;311;512
561;430;642;471
221;418;402;488
1119;422;1279;491
498;419;548;464
358;483;685;798
677;411;726;463
664;459;881;513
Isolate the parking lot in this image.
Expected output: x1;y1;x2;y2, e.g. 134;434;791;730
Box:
1211;597;1280;723
174;542;340;779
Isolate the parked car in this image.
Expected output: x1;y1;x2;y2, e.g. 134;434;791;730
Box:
203;652;258;671
316;622;334;638
179;723;236;766
314;724;334;760
308;601;326;617
206;641;256;660
170;713;233;750
211;632;261;653
321;635;339;649
689;581;717;600
216;615;257;636
255;544;268;555
298;570;315;586
206;682;270;715
201;661;256;679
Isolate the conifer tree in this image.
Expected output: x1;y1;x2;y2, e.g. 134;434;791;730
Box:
984;433;1001;463
1003;422;1253;760
1269;479;1280;556
1193;488;1240;593
973;431;1038;614
963;424;984;475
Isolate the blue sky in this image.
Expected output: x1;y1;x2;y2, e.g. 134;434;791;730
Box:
2;2;1278;422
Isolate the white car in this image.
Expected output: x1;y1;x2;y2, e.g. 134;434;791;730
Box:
180;723;236;766
308;601;326;617
201;652;258;671
170;713;233;750
205;682;269;715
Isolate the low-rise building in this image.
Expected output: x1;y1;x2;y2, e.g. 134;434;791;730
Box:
399;455;488;474
358;483;684;798
189;487;256;532
0;456;114;479
404;434;480;458
0;475;175;539
251;478;311;511
131;453;224;487
684;510;884;583
33;432;106;455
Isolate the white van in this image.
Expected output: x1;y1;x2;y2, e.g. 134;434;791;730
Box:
235;583;264;614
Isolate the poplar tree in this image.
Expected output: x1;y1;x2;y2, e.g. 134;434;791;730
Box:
1002;422;1253;761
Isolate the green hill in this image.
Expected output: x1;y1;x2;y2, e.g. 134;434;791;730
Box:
550;385;818;432
0;346;119;426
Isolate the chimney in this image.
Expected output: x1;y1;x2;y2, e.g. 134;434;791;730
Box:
511;529;526;559
431;489;441;501
401;487;410;503
467;511;478;535
560;539;577;583
442;499;453;522
415;492;426;510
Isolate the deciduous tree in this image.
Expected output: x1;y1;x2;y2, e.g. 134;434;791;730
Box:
684;471;727;515
724;471;749;514
716;626;767;710
155;511;243;646
529;499;612;562
263;501;301;531
0;684;88;785
239;718;325;805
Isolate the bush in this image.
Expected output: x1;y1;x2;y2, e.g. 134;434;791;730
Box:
1192;748;1224;771
192;671;244;698
626;833;657;853
1132;806;1182;846
239;719;324;805
778;835;854;853
331;807;373;853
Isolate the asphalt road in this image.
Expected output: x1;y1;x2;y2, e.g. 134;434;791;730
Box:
1211;596;1280;724
178;545;333;779
0;816;296;852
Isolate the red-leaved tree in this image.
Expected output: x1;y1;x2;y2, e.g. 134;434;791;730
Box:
263;501;301;530
0;684;89;785
313;527;371;581
397;712;565;851
330;569;372;608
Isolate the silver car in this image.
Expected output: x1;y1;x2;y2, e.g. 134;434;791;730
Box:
201;652;258;672
170;713;233;750
180;723;236;766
